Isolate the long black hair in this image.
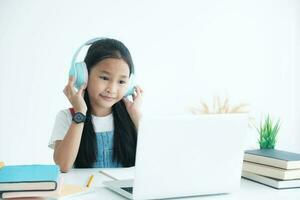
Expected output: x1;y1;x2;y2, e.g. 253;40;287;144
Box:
74;38;137;168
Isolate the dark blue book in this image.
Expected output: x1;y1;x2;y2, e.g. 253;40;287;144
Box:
0;164;59;192
244;149;300;169
242;171;300;189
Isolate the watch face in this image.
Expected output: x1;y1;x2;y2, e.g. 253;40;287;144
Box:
73;113;85;123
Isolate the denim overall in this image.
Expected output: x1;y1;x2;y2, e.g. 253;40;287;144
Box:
92;131;123;168
69;108;121;168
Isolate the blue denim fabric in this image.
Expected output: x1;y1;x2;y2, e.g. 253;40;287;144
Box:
92;131;123;168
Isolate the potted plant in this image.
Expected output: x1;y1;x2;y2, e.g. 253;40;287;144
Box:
257;115;280;149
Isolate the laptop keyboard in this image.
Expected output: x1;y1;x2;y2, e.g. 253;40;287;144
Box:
121;187;133;194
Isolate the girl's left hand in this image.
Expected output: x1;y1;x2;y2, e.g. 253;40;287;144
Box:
123;86;144;129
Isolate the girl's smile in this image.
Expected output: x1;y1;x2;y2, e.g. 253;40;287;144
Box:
99;94;116;101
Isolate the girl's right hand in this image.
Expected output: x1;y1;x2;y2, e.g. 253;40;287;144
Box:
63;76;87;114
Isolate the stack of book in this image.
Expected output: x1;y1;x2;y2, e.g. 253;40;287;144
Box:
0;164;93;199
242;149;300;189
0;164;60;198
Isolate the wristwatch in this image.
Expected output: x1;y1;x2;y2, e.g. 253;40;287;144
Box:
72;112;86;124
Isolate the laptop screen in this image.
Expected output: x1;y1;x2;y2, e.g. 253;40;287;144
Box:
121;187;133;194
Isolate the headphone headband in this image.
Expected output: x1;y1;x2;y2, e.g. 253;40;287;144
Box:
71;37;107;69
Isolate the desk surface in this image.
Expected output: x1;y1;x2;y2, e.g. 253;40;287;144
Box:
59;168;300;200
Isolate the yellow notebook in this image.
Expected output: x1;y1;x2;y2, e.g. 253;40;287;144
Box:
0;161;5;169
57;184;92;199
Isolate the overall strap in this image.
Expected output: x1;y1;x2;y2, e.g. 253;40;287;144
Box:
69;108;75;116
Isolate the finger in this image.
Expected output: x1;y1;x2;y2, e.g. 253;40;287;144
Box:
123;97;129;103
136;87;143;95
63;85;72;96
122;97;131;108
63;84;75;98
67;85;76;97
132;91;142;104
139;87;144;94
131;87;138;101
68;76;76;87
134;86;143;94
83;82;88;89
65;76;76;95
132;87;142;101
77;83;86;96
63;87;68;97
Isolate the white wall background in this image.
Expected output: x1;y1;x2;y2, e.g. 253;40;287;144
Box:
0;0;299;164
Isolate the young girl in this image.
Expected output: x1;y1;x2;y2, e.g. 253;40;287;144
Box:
48;38;143;172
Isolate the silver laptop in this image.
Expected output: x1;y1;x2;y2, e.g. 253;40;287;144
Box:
103;114;248;199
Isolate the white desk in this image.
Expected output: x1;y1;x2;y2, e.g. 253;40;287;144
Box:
60;168;300;200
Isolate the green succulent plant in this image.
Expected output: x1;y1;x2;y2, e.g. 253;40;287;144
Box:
257;115;280;149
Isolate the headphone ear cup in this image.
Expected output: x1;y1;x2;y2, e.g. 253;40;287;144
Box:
124;74;135;97
69;62;88;89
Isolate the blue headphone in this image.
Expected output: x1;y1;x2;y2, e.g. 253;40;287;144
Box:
69;37;135;97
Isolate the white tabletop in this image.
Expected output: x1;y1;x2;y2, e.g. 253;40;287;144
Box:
60;168;300;200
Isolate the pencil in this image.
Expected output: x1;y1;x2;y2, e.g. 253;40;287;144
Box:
86;175;94;188
0;161;4;169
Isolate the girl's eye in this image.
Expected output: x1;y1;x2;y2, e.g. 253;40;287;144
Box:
99;76;109;81
119;80;126;84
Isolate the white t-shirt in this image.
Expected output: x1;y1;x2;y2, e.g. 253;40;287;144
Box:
48;109;114;149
